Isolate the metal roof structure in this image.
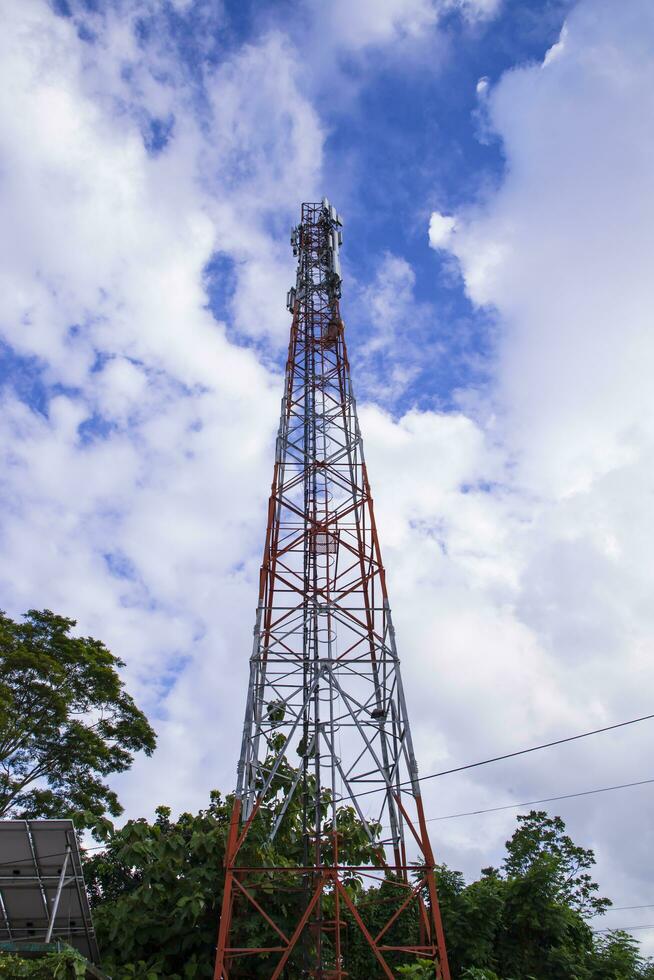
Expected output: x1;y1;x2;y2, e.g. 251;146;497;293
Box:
0;820;100;964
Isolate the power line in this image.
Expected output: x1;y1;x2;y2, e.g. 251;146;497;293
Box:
595;925;654;933
419;712;654;785
605;905;654;912
2;713;652;870
356;711;654;800
425;777;654;822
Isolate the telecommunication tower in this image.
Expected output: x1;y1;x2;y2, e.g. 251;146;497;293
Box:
214;201;450;978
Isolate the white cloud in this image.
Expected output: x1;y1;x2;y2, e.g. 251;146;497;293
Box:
359;253;417;345
348;252;449;404
288;0;502;121
203;32;324;339
542;22;568;66
438;0;654;494
302;0;439;52
328;0;506;40
421;0;654;943
0;1;317;813
429;210;458;249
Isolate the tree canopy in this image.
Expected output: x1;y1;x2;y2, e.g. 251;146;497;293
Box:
84;799;654;980
434;811;654;980
503;810;611;917
0;609;156;822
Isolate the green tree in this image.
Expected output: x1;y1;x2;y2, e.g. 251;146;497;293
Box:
498;856;594;979
503;810;611;917
428;812;652;980
397;958;436;977
0;609;156;821
590;930;651;980
444;867;506;977
85;798;230;980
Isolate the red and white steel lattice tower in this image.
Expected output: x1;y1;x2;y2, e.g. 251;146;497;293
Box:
214;201;451;979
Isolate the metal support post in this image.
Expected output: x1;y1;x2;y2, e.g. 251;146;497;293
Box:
45;845;71;943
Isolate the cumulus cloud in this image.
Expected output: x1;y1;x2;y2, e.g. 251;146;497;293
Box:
352;253;422;400
436;0;654;494
289;0;501;114
347;251;465;407
300;0;503;57
421;0;654;940
203;32;324;339
0;0;319;811
445;0;502;22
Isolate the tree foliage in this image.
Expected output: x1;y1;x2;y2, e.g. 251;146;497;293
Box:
85;747;382;980
86;801;654;980
85;799;229;980
435;811;652;980
0;609;156;821
591;931;654;980
503;810;611;917
0;946;87;978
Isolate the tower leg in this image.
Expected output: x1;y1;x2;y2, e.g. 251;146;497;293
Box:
417;797;451;980
214;799;241;980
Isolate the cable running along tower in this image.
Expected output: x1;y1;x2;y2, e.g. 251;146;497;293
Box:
215;201;450;978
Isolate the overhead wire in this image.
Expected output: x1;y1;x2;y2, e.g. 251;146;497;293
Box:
355;710;654;800
2;714;651;875
603;904;654;912
8;839;653;933
5;828;653;937
595;925;654;933
424;777;654;822
2;716;650;875
417;712;654;787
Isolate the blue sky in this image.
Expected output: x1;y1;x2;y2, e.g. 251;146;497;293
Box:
37;0;574;418
2;0;654;952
